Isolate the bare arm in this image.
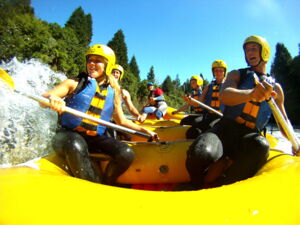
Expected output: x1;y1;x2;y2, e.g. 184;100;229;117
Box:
41;79;78;113
219;70;253;105
122;89;141;117
113;100;158;140
220;70;274;106
42;79;78;98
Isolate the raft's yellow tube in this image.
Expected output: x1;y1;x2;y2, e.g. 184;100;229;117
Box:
130;125;190;142
0;151;300;225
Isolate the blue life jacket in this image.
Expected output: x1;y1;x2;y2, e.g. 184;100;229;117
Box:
223;68;275;131
60;78;115;136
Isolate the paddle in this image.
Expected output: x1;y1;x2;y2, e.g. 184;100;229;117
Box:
257;75;300;156
189;98;224;117
266;97;299;155
0;68;152;140
173;112;202;116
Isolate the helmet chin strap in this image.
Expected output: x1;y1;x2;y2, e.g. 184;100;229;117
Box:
250;59;263;68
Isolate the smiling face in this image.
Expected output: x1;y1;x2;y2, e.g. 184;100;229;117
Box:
111;69;121;80
190;79;198;90
86;55;107;79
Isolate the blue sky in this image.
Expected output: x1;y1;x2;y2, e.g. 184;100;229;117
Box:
31;0;300;84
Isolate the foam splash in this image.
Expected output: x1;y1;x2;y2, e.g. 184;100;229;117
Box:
267;126;300;155
0;58;67;165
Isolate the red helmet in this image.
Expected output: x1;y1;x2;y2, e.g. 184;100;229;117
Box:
154;88;164;96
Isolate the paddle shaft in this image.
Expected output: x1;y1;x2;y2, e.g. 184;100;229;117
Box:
189;98;223;117
266;97;299;153
173;112;202;116
257;75;299;154
14;90;151;140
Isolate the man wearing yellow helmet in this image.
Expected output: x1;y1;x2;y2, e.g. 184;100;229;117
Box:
41;44;157;185
172;75;204;127
184;60;227;139
186;35;291;189
111;64;142;121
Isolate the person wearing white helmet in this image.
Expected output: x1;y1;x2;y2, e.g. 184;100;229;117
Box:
41;44;157;185
185;35;292;189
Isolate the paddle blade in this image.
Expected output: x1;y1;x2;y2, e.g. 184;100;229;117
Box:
0;68;15;89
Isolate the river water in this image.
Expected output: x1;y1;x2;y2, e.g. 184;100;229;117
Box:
0;58;66;166
0;59;299;166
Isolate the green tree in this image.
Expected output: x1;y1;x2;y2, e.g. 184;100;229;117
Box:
147;66;155;83
0;0;35;61
136;80;150;108
271;43;292;90
174;74;181;89
270;43;300;125
285;55;300;124
48;23;85;76
0;0;33;18
182;78;192;94
129;55;140;81
65;7;92;47
162;75;174;94
107;29;129;70
0;2;85;76
119;71;142;113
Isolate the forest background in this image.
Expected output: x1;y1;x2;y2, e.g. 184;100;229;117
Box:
1;0;300;124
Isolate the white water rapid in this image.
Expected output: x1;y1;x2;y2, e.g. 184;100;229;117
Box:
0;58;66;166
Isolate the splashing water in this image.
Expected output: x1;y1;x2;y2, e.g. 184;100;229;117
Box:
267;124;300;155
0;58;67;166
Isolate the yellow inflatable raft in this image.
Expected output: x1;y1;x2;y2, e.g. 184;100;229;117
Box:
0;149;300;225
134;118;182;127
1;133;300;225
130;126;189;142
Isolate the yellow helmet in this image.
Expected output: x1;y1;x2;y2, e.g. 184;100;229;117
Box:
190;75;203;86
211;60;227;74
112;64;124;80
85;44;116;75
243;35;270;62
